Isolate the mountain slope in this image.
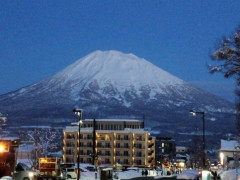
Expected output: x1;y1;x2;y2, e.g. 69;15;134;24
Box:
0;50;236;136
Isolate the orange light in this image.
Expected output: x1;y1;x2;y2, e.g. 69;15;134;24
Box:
0;146;4;152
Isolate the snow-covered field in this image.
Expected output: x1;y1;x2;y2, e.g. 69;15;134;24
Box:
2;167;240;180
71;168;161;180
218;168;240;180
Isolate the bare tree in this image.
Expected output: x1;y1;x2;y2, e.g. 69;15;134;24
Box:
209;25;240;134
18;128;59;166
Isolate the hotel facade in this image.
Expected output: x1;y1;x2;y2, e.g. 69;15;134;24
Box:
62;119;155;167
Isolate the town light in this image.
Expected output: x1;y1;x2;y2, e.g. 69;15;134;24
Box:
28;172;34;177
220;152;224;165
73;108;83;180
189;110;206;169
179;162;185;167
0;145;4;152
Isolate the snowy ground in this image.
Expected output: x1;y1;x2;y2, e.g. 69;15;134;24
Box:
218;168;240;180
3;167;240;180
71;169;164;180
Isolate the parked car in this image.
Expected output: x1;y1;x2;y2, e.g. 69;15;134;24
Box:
0;177;12;180
62;167;76;179
85;166;95;172
12;163;36;180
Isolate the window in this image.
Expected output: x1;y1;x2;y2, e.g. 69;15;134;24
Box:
87;158;92;163
66;150;74;155
66;142;75;147
124;135;128;140
105;142;110;148
136;144;142;149
137;136;142;141
66;158;73;163
136;151;142;157
87;134;92;139
124;143;129;148
97;150;102;155
105;151;111;156
87;150;92;155
105;134;110;140
97;142;102;147
116;135;121;140
136;160;142;165
123;151;129;156
66;134;75;139
105;159;110;164
16;164;25;171
123;159;129;164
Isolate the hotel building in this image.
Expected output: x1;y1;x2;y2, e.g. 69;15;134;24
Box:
62;119;155;167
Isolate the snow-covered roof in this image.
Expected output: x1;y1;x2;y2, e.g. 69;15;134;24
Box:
220;139;240;151
0;137;19;141
64;126;149;134
176;154;189;158
18;144;34;151
84;119;143;122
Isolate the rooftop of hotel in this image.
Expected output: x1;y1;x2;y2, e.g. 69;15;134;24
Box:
83;119;144;122
64;126;150;134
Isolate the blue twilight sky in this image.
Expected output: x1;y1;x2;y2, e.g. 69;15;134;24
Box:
0;0;240;102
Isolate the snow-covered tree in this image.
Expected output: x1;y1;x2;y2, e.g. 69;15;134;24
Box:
18;128;62;166
209;26;240;83
210;25;240;133
0;113;7;137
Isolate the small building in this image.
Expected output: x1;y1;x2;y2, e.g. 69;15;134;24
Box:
155;137;176;166
219;139;240;166
176;146;189;154
17;143;34;160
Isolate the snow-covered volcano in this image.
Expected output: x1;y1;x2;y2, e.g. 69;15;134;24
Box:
54;50;184;91
0;50;236;135
50;50;186;103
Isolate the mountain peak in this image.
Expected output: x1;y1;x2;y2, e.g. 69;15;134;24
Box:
52;50;184;90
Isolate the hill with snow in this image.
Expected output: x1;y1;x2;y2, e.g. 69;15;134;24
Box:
0;50;237;140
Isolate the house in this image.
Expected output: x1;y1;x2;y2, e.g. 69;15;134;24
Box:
219;139;240;166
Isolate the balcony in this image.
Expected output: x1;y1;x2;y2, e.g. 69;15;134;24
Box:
102;154;111;156
115;146;130;149
66;144;75;147
148;144;154;148
148;152;153;156
135;137;145;141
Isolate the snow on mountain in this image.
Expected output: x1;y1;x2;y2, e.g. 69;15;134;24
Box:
55;50;184;86
0;50;236;137
45;50;186;101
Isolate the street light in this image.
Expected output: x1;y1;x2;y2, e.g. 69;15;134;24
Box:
189;110;206;169
73;108;83;180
